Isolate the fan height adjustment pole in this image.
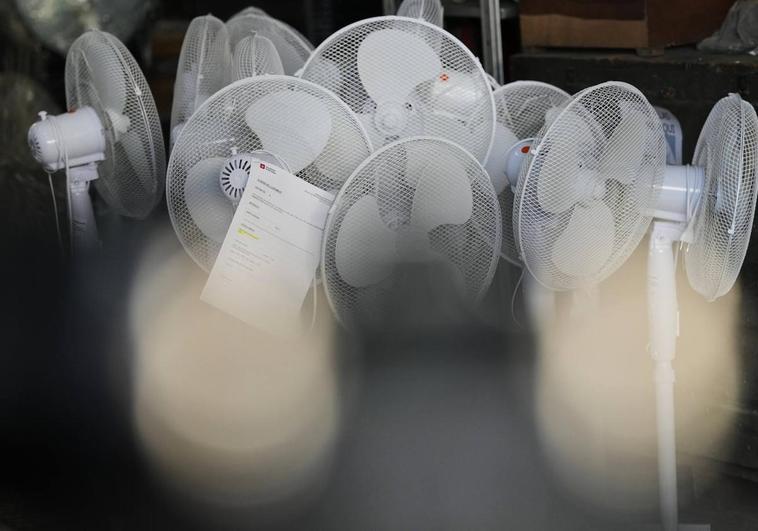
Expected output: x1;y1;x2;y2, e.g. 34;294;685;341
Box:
68;163;100;252
647;220;681;531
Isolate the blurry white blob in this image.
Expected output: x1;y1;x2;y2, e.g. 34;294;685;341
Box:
535;241;740;517
129;232;339;509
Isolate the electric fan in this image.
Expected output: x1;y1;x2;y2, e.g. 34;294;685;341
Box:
231;33;285;81
27;30;165;252
170;15;231;150
300;16;496;164
321;136;501;330
227;6;268;20
397;0;444;27
15;0;152;55
226;13;313;75
508;82;757;530
167;76;373;271
484;81;570;265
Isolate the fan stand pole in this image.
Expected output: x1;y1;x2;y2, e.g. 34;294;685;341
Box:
68;163;99;252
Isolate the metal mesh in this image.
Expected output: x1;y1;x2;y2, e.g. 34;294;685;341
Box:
300;16;496;164
686;94;758;300
170;15;231;138
227;6;268;20
167;76;373;271
16;0;151;55
226;14;313;75
66;30;166;218
397;0;444;27
514;81;665;290
322;137;501;329
232;33;285;81
492;81;570;264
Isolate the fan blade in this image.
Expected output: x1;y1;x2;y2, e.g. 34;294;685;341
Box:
357;112;386;151
551;200;615;278
89;46;128;114
485;123;519;194
185;157;235;243
119;128;153;191
600;104;648;185
357;28;441;106
425;112;475;154
245;90;332;173
335;195;396;288
411;150;473;232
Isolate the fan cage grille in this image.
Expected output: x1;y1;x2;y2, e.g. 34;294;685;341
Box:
170;15;231;136
514;82;666;290
397;0;444;27
232;34;285;81
300;16;495;164
322;137;501;329
227;14;313;75
66;30;166;218
167;76;373;271
492;81;570;265
686;94;758;300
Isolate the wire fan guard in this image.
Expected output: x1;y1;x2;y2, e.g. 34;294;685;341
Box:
232;33;285;80
226;14;313;75
489;81;570;265
515;81;666;290
686;94;758;300
397;0;444;27
171;15;231;142
66;30;165;218
167;76;373;271
300;16;495;163
321;137;501;329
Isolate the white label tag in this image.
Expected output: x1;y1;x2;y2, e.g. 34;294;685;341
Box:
201;161;334;336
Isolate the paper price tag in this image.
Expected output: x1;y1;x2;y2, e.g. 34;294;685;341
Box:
201;161;334;335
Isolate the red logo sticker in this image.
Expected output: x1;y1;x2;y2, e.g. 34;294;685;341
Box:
521;145;530;154
440;73;449;82
260;163;266;169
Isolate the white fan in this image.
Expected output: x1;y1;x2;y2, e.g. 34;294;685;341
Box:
170;15;231;150
321;136;502;330
300;16;496;164
231;32;285;81
397;0;444;27
15;0;152;55
27;29;166;251
226;13;313;75
227;6;268;20
166;76;373;271
508;82;757;530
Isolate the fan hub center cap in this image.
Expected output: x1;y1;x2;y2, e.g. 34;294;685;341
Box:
375;102;409;135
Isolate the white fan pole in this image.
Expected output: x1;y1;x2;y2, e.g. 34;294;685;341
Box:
68;163;99;251
647;221;680;531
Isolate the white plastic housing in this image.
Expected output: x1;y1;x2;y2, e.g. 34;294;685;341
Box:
68;164;100;250
503;138;533;192
653;165;705;223
28;107;106;171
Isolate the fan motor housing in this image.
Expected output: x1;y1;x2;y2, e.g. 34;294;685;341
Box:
28;106;106;171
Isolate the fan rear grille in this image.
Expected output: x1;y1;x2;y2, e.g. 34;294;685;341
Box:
66;30;166;219
514;81;666;290
322;137;501;329
232;34;285;81
170;15;231;137
227;14;313;75
492;81;570;265
397;0;444;27
686;94;758;300
300;16;495;164
167;76;372;271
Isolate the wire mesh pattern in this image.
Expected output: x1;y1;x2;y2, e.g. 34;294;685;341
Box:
686;94;758;300
226;14;313;75
227;6;268;20
232;34;285;81
491;81;570;265
170;15;231;140
322;137;501;329
167;76;373;271
514;81;666;290
66;30;166;218
397;0;444;27
300;16;496;164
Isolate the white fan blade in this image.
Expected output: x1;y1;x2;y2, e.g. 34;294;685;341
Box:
357;112;387;151
425;113;474;154
411;150;473;232
551;200;615;278
357;28;441;105
89;48;128;114
119;128;152;190
601;105;648;185
245;90;332;173
185;157;235;243
485;123;519;194
335;195;396;288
